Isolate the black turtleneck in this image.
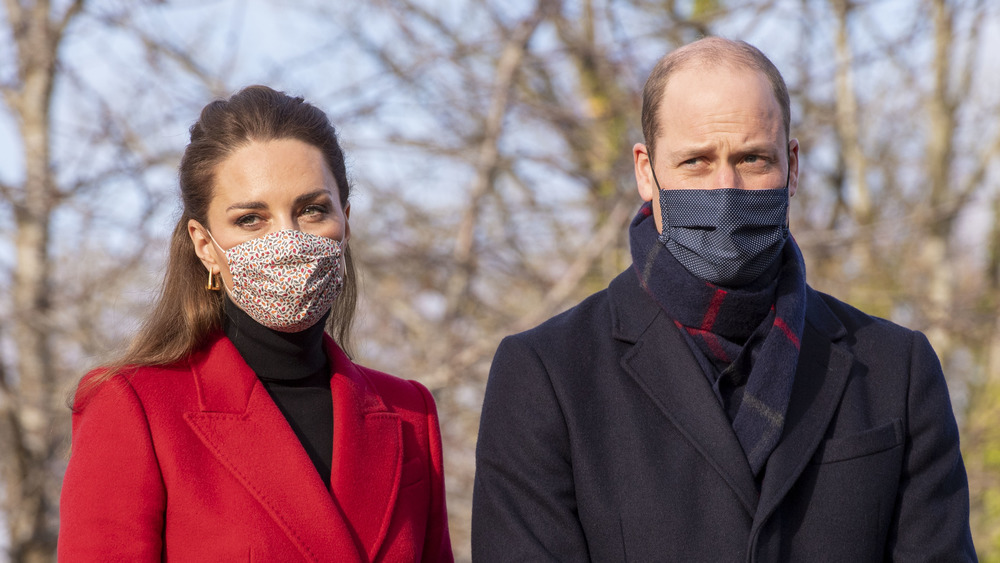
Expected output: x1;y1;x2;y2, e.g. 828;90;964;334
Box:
222;297;334;489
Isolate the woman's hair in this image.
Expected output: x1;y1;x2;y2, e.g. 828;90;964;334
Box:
78;86;357;400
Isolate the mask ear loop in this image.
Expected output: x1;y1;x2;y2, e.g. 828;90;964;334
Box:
647;152;670;233
782;150;792;236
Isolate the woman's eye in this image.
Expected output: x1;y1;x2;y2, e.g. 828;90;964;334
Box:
235;214;261;226
301;204;328;217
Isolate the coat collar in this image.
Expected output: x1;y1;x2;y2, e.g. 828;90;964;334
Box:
609;267;661;345
183;333;402;562
751;288;853;531
610;271;854;522
612;268;760;514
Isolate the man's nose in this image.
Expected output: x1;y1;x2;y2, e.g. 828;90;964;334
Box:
711;164;741;189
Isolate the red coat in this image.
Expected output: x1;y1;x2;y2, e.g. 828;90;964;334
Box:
58;333;453;562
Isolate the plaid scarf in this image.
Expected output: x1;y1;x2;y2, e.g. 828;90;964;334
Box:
629;202;807;476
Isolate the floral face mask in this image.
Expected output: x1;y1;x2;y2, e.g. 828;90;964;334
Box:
210;229;345;333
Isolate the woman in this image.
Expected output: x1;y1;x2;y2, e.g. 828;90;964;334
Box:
58;86;453;562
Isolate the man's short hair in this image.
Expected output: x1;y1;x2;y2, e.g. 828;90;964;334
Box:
641;37;791;159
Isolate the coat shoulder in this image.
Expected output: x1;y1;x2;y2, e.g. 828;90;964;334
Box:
809;287;920;346
506;284;613;351
497;268;651;371
354;363;435;417
74;361;193;414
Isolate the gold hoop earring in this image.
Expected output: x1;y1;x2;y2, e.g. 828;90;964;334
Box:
206;270;221;291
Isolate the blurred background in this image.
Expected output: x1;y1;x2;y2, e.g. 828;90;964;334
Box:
1;0;999;561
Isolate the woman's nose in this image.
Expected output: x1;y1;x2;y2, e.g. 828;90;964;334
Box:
272;215;299;232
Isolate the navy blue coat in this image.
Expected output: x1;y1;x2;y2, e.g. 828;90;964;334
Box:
473;268;975;562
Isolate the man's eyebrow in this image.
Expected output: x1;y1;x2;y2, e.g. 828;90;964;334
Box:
738;143;781;155
671;144;716;160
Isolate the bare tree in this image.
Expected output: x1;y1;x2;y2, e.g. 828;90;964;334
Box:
1;3;88;559
0;2;238;559
3;0;999;560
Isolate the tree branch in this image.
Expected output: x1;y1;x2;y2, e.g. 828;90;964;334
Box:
443;0;557;318
53;0;85;37
515;196;633;331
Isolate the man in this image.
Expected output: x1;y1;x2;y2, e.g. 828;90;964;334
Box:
472;37;975;561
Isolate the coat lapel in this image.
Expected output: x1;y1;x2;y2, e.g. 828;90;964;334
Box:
612;270;760;515
751;289;853;532
183;335;365;562
325;337;403;563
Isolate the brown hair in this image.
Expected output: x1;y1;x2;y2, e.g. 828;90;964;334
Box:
77;86;357;402
641;37;791;160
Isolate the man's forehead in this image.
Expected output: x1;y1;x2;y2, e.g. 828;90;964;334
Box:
664;65;776;108
656;63;784;146
664;60;769;95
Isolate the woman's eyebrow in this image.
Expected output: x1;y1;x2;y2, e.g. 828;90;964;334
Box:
225;190;330;212
293;190;331;205
226;201;267;212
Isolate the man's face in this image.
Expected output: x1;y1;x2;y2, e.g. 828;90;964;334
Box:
633;63;799;232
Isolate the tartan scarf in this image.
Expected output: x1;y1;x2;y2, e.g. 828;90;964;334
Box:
629;202;807;476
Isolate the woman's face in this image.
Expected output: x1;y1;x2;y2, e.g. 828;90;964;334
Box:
188;137;350;291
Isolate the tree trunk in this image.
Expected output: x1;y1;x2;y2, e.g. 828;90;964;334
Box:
1;1;70;560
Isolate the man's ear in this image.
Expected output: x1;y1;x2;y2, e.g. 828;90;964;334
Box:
188;219;221;273
634;143;655;202
787;138;799;197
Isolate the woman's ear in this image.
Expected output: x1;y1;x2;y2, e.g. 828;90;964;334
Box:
188;219;221;273
342;202;351;245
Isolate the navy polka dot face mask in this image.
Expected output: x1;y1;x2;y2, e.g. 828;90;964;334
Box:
656;186;789;287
